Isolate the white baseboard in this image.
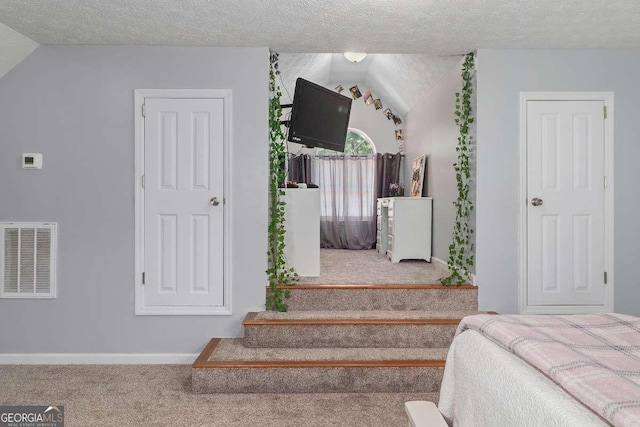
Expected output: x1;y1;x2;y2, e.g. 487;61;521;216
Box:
432;257;477;286
0;353;199;365
431;256;448;270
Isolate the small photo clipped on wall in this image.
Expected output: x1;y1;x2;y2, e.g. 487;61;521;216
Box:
395;129;403;141
384;108;393;120
392;114;403;126
349;85;362;99
373;99;383;110
363;90;374;105
335;84;344;93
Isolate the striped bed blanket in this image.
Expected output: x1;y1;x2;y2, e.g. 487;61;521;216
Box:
457;313;640;426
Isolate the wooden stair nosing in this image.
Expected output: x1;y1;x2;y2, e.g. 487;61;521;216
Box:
192;339;446;369
242;312;464;326
193;338;220;368
271;284;477;290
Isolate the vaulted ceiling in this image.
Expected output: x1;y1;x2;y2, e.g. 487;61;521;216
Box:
2;0;640;115
277;53;463;116
0;23;38;80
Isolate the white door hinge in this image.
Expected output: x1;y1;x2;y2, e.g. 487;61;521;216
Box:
141;174;145;189
604;271;608;285
603;105;607;119
142;272;145;285
604;176;608;189
142;104;146;117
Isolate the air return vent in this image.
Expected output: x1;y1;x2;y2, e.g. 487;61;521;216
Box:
1;223;57;298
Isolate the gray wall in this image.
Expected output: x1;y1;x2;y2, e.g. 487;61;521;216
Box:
476;49;640;315
403;59;464;262
0;46;269;353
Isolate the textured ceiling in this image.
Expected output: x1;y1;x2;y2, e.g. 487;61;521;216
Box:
2;0;640;116
0;23;38;80
0;0;640;53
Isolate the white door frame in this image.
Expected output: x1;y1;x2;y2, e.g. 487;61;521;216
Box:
519;92;614;314
134;89;232;315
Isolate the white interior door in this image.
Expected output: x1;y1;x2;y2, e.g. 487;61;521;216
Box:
526;100;606;306
143;98;224;308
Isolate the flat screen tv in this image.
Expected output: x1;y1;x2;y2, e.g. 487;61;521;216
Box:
287;78;352;152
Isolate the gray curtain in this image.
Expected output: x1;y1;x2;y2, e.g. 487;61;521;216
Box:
374;153;402;198
288;154;313;184
312;155;376;249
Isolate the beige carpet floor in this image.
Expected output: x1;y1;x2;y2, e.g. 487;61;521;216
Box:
297;249;449;284
0;365;438;427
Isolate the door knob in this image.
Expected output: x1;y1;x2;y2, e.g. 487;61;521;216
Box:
530;198;543;207
210;197;220;206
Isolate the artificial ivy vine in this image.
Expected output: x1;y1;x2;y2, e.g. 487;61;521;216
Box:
266;53;296;311
441;53;475;285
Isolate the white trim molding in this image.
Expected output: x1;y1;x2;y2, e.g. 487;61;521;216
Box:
430;256;448;270
134;89;233;316
0;353;198;365
518;92;614;314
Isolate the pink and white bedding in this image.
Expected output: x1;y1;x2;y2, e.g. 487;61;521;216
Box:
453;313;640;426
438;329;606;426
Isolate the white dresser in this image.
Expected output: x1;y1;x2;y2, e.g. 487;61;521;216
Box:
376;197;433;263
283;188;320;276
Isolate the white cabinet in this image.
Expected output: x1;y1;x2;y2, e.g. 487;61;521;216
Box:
376;199;389;254
282;189;320;277
377;197;432;263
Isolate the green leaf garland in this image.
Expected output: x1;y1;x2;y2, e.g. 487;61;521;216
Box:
441;53;475;285
266;53;296;311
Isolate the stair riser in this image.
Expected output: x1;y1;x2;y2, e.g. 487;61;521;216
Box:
243;324;457;348
282;289;478;311
192;366;444;393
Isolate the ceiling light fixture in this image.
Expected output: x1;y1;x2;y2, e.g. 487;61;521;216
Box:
343;52;367;63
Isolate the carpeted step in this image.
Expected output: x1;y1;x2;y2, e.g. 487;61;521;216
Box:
191;338;447;393
242;311;480;348
272;284;478;311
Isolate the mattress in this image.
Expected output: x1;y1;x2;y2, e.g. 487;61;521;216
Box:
438;329;608;427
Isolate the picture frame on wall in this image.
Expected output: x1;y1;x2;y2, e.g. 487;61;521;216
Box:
349;85;362;99
410;155;426;197
362;90;373;105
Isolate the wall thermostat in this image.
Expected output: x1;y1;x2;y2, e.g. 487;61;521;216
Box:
22;153;43;169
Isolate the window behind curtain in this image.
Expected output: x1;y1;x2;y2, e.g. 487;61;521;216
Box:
312;129;377;249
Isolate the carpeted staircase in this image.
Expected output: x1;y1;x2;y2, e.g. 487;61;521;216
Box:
191;284;479;394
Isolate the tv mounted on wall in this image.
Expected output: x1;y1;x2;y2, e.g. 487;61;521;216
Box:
286;78;352;152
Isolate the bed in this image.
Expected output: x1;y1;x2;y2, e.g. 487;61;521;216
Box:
410;313;640;426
